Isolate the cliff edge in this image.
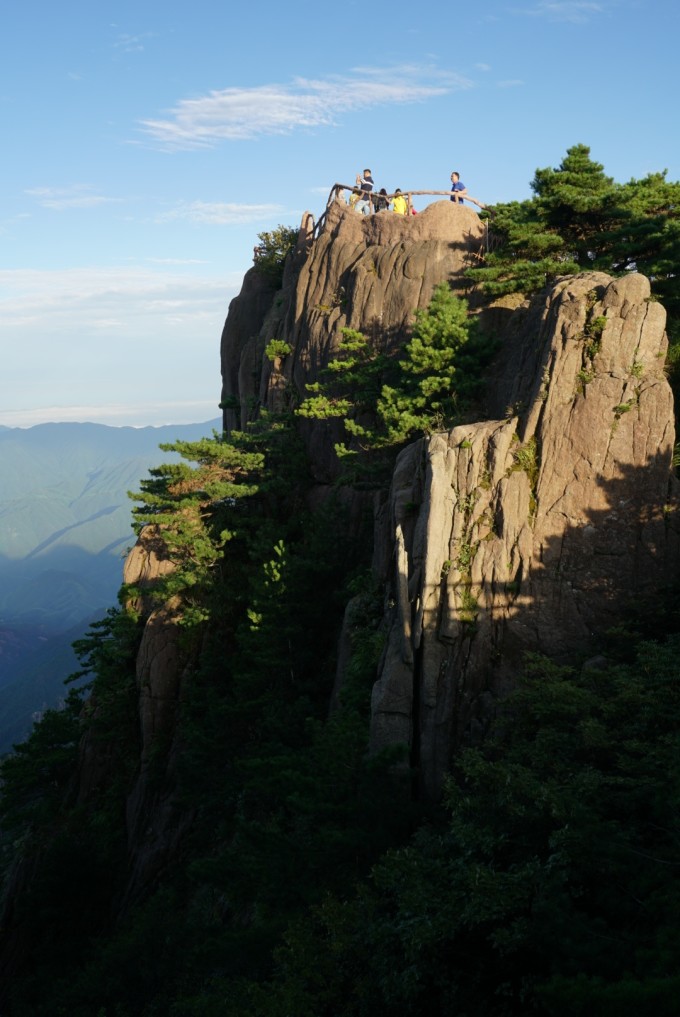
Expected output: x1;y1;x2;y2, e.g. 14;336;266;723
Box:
370;270;679;794
219;202;680;797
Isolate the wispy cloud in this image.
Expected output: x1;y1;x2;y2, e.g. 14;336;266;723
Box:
139;65;472;150
114;32;154;53
0;265;242;427
146;257;210;265
0;265;238;332
25;185;121;211
156;201;286;225
0;401;220;429
514;1;606;22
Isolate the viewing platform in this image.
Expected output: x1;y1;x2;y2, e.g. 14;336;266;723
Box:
298;190;490;255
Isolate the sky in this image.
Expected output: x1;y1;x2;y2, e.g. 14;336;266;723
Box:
1;0;678;428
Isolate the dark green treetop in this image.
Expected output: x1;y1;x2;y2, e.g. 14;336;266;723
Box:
471;144;680;335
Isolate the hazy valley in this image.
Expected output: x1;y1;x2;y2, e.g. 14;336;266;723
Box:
0;419;220;752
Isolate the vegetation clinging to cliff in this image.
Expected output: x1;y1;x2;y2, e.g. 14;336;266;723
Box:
252;225;298;287
297;283;495;482
0;409;412;1015
245;641;680;1017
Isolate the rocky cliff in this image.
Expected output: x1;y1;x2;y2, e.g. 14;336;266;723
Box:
221;197;486;476
2;196;679;1007
220;198;679;796
370;271;679;795
80;201;678;893
105;199;491;900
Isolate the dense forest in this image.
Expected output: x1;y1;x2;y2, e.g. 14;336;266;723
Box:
1;146;680;1016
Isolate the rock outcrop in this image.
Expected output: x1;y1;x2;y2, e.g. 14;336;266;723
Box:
65;205;680;906
370;271;679;795
86;525;194;909
222;198;486;478
218;200;679;797
3;190;680;1014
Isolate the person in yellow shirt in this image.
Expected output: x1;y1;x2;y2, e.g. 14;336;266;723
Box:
392;189;407;215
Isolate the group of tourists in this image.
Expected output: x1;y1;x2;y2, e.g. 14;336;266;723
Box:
349;168;468;215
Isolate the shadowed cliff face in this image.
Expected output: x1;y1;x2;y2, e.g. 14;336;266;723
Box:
219;206;679;797
370;271;680;796
104;201;488;899
4;198;680;1009
83;212;678;905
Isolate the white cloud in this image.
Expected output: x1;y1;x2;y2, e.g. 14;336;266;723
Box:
0;401;221;429
514;1;606;22
114;32;154;53
0;265;241;427
138;65;473;150
0;265;239;333
25;185;121;211
156;201;285;225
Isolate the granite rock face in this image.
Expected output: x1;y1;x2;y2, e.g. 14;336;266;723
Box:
4;197;679;996
370;271;680;796
79;212;680;902
221;198;486;477
219;206;679;797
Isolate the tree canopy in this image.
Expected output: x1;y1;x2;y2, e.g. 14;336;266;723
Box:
470;143;680;338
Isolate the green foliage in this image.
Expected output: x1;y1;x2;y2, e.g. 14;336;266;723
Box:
378;283;490;442
530;142;617;265
509;434;539;489
253;225;298;287
0;399;393;1013
470;144;680;341
0;689;83;833
250;640;680;1016
296;327;387;433
127;431;266;622
297;285;496;484
264;339;292;361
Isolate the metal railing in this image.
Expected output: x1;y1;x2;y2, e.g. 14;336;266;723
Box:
325;183;488;212
312;184;495;260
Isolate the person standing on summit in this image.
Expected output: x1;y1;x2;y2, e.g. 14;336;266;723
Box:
355;168;374;215
450;171;468;204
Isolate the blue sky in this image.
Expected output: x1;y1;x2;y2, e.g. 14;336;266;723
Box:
1;0;677;427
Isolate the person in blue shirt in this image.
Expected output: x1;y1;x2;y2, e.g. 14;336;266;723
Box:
355;169;374;214
450;171;468;204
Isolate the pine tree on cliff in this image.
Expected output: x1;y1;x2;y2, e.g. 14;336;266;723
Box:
531;142;616;266
470;143;680;338
297;283;495;478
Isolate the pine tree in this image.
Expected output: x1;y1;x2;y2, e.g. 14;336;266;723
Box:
470;144;680;339
531;143;617;264
297;284;494;472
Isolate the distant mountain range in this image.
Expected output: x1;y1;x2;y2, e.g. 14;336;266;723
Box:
0;418;221;753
